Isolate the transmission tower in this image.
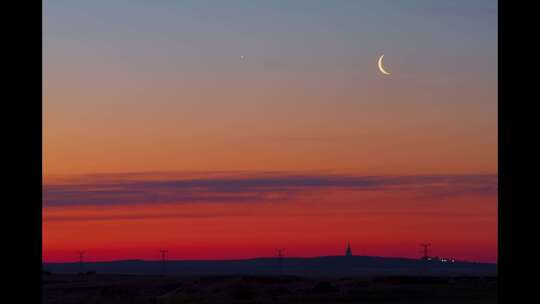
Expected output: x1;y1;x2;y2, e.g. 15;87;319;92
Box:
159;250;168;275
276;248;285;276
420;243;431;260
77;251;85;273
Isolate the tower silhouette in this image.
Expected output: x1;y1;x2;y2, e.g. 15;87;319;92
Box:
345;241;353;257
159;250;168;275
420;243;431;260
276;248;285;276
77;251;85;273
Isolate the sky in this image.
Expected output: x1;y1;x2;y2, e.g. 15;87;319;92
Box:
43;0;497;263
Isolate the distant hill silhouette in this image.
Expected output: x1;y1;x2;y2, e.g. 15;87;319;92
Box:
43;255;496;277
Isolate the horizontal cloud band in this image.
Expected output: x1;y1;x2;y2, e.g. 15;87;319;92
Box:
43;173;497;207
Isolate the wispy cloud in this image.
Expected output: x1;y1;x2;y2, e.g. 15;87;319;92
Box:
43;172;497;207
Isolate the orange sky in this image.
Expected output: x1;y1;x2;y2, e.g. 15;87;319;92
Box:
43;1;497;263
43;173;497;263
44;71;496;176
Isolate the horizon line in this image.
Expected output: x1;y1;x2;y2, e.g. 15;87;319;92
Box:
42;254;497;265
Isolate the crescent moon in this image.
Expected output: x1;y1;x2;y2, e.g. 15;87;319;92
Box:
377;54;391;75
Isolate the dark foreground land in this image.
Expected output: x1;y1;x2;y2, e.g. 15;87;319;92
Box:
43;273;497;304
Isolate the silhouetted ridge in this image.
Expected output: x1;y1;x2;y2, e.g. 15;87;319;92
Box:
44;255;496;277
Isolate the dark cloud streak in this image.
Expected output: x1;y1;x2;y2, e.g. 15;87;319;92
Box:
43;173;497;207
